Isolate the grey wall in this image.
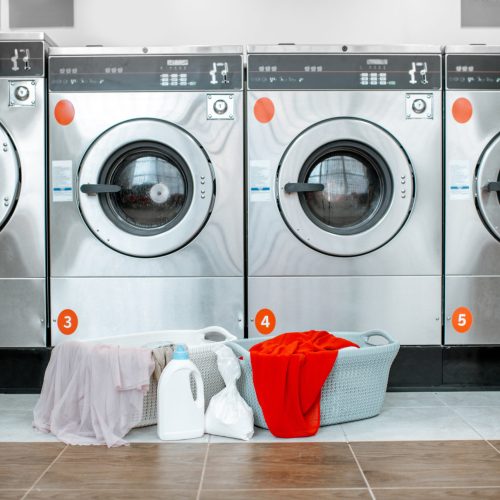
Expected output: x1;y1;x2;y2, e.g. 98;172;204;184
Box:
1;0;500;46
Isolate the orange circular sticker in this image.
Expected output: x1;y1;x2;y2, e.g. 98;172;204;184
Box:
254;97;275;124
255;308;276;335
54;99;75;126
452;306;473;334
452;98;473;124
57;309;79;335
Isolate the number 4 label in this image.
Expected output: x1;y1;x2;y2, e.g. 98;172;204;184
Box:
452;307;473;334
255;308;276;335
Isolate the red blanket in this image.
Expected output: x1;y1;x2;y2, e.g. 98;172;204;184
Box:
250;331;358;438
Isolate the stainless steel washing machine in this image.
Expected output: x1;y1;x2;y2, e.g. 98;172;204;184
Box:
0;33;53;347
247;45;443;344
444;45;500;344
48;46;244;343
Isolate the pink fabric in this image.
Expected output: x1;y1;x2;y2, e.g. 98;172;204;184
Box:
33;341;154;447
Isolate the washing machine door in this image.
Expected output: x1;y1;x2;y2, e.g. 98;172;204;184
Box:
475;134;500;241
0;124;20;230
277;118;414;256
78;119;213;257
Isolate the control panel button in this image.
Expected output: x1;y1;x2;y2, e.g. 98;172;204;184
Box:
411;98;426;114
9;80;36;107
14;86;29;101
206;94;234;120
213;99;228;115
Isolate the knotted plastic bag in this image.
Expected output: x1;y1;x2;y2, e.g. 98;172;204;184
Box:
205;345;254;440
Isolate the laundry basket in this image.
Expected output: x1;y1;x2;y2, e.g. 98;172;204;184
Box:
82;326;236;428
228;330;399;428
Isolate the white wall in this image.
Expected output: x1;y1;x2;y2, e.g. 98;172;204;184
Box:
1;0;500;47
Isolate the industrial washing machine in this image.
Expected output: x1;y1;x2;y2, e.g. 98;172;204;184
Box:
444;46;500;344
48;46;244;343
247;45;443;344
0;33;53;347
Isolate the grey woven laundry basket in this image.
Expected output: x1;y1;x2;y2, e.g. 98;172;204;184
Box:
228;330;400;428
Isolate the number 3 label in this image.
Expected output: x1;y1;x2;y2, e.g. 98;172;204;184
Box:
452;306;473;334
255;308;276;335
57;309;79;335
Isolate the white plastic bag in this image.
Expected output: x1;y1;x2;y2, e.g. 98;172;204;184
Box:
205;345;254;441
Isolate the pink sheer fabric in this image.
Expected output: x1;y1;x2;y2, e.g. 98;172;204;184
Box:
33;341;154;447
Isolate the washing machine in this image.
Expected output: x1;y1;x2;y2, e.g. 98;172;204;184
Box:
247;45;443;344
0;33;53;347
48;46;244;344
444;46;500;344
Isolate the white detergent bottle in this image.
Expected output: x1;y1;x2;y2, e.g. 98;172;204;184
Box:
157;344;205;440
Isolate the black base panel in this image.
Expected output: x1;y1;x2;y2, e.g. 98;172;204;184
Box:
1;346;500;393
0;348;52;393
388;345;500;391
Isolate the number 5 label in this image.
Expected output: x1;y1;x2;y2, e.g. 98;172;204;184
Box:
452;306;473;334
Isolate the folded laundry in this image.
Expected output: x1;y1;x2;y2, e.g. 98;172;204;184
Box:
33;341;154;447
250;331;358;438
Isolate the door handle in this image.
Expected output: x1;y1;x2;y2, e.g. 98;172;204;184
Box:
80;184;122;195
284;182;324;193
486;181;500;192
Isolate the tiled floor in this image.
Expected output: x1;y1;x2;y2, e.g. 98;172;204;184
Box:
1;392;500;499
0;441;499;499
2;392;500;444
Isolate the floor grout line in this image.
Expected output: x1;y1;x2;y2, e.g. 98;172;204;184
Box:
436;396;500;451
21;444;68;499
196;441;210;500
347;442;376;500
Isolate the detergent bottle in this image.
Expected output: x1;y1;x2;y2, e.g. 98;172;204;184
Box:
157;344;205;440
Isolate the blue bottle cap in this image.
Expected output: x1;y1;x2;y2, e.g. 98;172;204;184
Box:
173;344;189;360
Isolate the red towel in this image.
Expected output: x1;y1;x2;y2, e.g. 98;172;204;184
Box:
250;331;358;438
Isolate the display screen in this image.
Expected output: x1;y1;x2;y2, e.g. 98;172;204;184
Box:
49;54;243;92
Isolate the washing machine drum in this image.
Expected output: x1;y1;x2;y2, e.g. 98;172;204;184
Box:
277;119;414;256
0;125;20;230
475;134;500;242
78;119;213;257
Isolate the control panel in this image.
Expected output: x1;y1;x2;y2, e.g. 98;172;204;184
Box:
0;42;45;77
49;55;243;92
447;54;500;89
248;54;441;90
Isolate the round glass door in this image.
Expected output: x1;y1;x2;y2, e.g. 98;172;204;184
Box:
298;141;392;236
475;134;500;241
0;125;20;230
78;119;214;257
99;142;192;236
277;119;413;256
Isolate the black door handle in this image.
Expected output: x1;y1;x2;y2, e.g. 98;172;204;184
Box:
80;184;122;194
284;183;325;193
487;181;500;192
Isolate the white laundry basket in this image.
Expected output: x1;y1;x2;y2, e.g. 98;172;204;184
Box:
228;330;400;428
82;326;236;428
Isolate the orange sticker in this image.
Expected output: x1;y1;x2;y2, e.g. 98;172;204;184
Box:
57;309;79;335
254;97;275;124
452;98;473;124
54;99;75;126
452;306;473;334
255;308;276;335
